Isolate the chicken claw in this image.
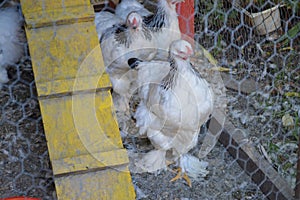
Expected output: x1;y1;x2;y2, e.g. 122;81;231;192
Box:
170;168;192;187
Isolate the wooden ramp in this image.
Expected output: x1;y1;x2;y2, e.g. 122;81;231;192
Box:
20;0;136;199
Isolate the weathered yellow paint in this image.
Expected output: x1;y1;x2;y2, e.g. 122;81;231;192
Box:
55;166;135;200
39;91;122;162
52;149;129;175
38;90;136;199
20;0;136;198
35;74;111;97
21;0;94;28
25;21;111;96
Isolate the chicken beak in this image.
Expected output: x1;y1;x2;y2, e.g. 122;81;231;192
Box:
131;17;139;29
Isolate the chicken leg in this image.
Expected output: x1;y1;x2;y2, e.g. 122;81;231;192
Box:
170;168;192;187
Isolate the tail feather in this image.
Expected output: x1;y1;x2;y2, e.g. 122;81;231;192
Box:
135;149;167;173
134;101;153;136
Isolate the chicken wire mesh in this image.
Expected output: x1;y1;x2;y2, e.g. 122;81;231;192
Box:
0;0;299;199
0;1;56;199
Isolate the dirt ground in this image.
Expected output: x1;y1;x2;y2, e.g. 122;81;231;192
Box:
0;48;265;200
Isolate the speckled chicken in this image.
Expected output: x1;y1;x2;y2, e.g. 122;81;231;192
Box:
100;12;157;113
128;40;213;186
96;0;183;113
143;0;183;59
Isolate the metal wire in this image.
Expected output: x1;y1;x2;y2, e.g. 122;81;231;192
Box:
0;0;299;199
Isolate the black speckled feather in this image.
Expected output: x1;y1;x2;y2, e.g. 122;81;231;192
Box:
142;24;153;40
100;24;127;43
101;23;152;48
114;24;132;48
143;8;167;32
189;62;204;79
161;57;178;90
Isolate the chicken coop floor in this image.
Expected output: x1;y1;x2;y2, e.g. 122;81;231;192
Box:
0;56;266;199
125;129;266;199
1;32;299;199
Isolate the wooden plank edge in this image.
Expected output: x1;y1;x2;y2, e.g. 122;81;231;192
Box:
35;74;112;98
54;163;130;179
54;165;136;200
25;16;95;29
52;149;129;176
211;117;295;199
37;86;112;100
21;2;95;29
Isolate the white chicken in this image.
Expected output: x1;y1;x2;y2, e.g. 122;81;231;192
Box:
100;11;156;113
96;0;183;113
0;7;24;89
128;40;213;186
143;0;183;59
115;0;152;21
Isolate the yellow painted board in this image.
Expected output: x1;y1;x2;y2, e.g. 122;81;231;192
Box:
21;0;92;11
39;83;136;198
55;166;136;200
21;0;136;198
24;21;111;95
39;90;122;163
52;149;129;175
21;0;94;28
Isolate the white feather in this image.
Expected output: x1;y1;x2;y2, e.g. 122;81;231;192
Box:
133;60;171;136
133;40;213;176
179;154;209;180
100;12;156;113
0;65;9;88
115;0;152;21
135;149;167;172
94;11;123;40
0;7;24;89
134;101;155;136
133;60;170;100
147;0;182;60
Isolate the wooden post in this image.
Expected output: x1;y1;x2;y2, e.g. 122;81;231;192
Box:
177;0;195;39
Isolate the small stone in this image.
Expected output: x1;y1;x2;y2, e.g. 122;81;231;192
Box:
282;114;294;127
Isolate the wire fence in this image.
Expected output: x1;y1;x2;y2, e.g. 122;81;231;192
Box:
0;1;56;199
194;0;299;198
0;0;299;199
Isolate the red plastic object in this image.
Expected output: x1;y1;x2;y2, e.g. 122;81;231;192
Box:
176;0;195;39
1;197;41;200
